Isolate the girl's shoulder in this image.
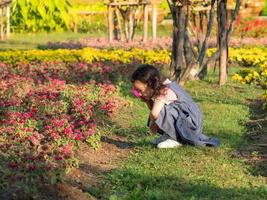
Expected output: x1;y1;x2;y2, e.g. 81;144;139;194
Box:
155;86;177;105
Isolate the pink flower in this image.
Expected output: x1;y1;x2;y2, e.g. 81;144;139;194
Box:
29;132;44;146
88;122;96;129
61;143;73;156
63;126;73;135
24;112;32;119
103;66;113;73
89;128;95;135
29;136;40;146
75;133;83;141
54;119;65;127
51;131;60;140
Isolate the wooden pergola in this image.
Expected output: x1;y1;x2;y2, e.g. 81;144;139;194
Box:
0;0;11;40
105;0;160;43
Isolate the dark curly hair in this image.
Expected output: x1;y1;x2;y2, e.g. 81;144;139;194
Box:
131;64;166;97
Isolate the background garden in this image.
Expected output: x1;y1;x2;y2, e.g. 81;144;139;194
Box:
0;0;266;199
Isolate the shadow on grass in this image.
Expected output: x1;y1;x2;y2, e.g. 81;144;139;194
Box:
243;99;267;178
96;170;267;200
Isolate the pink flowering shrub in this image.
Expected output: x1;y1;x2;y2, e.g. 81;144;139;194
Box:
0;61;128;195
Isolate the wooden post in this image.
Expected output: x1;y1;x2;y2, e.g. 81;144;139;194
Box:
143;4;148;43
6;5;10;38
152;4;157;41
108;5;113;42
0;7;3;41
115;7;123;41
129;7;134;41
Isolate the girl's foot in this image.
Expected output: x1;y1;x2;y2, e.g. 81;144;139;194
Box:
150;133;169;145
157;139;182;148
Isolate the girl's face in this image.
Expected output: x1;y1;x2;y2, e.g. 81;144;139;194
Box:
133;80;154;100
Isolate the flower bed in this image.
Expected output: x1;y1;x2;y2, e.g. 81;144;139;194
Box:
0;48;170;66
229;47;267;88
228;47;267;110
0;61;129;196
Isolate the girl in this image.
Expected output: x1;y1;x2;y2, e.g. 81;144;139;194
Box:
131;64;220;148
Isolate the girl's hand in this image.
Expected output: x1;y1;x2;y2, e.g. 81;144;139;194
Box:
150;122;159;134
145;99;154;110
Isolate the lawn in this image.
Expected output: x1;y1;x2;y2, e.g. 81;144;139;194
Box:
0;32;94;50
89;68;267;200
0;25;172;50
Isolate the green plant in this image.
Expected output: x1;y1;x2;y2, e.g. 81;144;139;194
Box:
77;14;106;33
262;0;267;16
11;0;72;33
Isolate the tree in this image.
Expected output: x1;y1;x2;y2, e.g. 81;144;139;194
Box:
11;0;72;32
167;0;241;86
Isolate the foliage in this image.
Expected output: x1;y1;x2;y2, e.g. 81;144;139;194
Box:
0;61;129;196
262;0;267;16
11;0;72;32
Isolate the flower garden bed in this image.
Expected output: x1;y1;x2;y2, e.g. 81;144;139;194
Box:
0;60;130;196
0;46;266;196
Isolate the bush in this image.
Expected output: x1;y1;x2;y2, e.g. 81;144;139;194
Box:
11;0;72;32
0;61;129;197
261;0;267;16
76;14;107;33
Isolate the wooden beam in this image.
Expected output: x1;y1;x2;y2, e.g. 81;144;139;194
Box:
152;4;157;41
108;5;113;42
6;4;10;38
143;4;148;43
129;8;134;41
105;2;148;6
0;8;3;40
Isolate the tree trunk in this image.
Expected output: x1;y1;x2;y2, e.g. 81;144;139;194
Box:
167;0;240;86
179;5;198;85
218;0;228;86
113;9;121;40
198;0;216;79
129;7;134;41
173;5;186;81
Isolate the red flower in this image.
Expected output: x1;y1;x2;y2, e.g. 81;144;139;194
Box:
55;156;63;160
28;164;37;171
61;143;73;156
8;162;18;169
75;133;83;141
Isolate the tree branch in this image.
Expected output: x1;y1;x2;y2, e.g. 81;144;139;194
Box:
226;0;241;42
198;0;216;67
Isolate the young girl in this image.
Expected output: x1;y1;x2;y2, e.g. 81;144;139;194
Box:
131;64;220;148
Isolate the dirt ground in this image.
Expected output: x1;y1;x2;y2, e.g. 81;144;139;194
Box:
242;99;267;181
37;134;135;200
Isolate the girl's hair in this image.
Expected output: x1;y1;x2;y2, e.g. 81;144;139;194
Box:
131;64;166;97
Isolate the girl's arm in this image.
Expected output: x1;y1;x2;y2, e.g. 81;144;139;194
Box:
149;100;165;133
145;99;154;110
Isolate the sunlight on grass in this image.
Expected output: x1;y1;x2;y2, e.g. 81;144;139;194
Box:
95;68;267;200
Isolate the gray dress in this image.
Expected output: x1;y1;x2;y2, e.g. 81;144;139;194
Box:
150;81;220;147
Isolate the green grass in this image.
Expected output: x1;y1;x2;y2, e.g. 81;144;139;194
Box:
0;25;172;50
262;0;267;16
0;32;102;50
92;68;267;199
